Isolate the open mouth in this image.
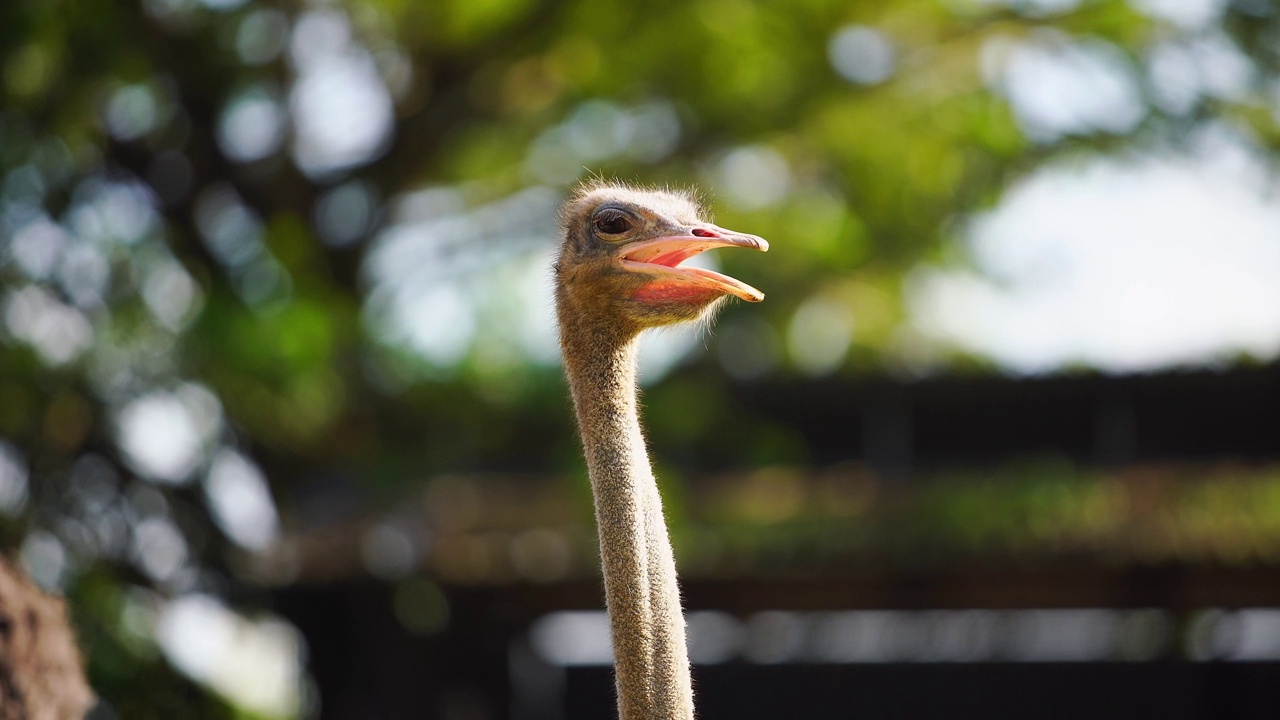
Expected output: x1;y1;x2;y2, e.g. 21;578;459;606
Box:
617;227;768;303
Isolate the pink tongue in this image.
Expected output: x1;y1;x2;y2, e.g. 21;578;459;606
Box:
624;239;723;267
650;250;696;266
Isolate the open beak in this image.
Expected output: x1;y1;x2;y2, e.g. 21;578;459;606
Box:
616;225;769;302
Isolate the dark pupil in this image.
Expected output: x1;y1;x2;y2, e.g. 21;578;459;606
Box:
594;213;630;235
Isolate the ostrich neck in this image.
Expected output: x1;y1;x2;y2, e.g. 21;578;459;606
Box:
559;316;695;720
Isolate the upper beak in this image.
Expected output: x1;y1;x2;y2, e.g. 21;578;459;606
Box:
616;225;769;302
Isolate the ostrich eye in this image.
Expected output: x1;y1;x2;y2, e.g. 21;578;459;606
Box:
593;210;632;237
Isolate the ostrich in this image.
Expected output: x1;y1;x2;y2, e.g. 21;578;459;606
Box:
554;181;767;720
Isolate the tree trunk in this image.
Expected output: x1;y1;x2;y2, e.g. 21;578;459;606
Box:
0;559;93;720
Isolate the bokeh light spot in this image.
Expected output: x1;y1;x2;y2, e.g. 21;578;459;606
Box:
828;26;897;86
392;577;450;635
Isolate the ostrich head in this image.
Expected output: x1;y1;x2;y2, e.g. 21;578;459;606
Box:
555;182;768;334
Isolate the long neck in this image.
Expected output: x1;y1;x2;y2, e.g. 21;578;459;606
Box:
559;313;695;720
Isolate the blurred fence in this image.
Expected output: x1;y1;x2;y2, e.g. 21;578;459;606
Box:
272;362;1280;719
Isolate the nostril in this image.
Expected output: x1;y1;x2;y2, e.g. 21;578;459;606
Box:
690;228;718;238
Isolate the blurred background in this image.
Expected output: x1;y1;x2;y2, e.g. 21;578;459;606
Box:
3;0;1280;717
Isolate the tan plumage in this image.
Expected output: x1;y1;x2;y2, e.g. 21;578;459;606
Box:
554;182;767;719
